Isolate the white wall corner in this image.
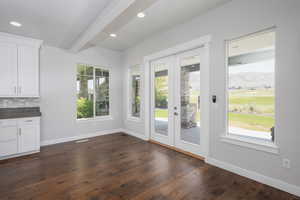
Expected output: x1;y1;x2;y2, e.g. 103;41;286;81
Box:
205;157;300;197
120;129;149;141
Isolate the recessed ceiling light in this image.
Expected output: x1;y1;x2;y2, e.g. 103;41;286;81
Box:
137;12;146;18
10;21;22;27
110;33;117;38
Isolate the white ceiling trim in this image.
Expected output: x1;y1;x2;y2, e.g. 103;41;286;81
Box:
70;0;135;52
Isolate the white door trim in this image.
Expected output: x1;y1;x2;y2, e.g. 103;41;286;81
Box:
144;35;211;158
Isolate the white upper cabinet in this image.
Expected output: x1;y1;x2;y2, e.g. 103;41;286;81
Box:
0;32;42;97
0;42;18;97
18;45;39;97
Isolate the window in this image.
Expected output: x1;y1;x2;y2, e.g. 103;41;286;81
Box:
226;30;275;142
77;64;110;119
128;65;141;118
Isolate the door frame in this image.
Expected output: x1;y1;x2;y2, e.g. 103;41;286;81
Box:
144;35;211;159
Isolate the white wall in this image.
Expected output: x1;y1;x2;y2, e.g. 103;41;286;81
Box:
40;45;123;143
122;0;300;190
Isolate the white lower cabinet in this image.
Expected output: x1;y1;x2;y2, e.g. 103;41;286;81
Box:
0;117;40;159
0;126;18;156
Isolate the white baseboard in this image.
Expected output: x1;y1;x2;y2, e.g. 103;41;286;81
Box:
206;157;300;197
41;128;147;147
120;129;148;141
0;150;40;161
41;128;123;146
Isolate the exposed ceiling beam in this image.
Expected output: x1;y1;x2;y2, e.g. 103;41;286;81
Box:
71;0;159;52
70;0;136;52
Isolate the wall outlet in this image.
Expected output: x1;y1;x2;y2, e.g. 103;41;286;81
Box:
282;158;291;169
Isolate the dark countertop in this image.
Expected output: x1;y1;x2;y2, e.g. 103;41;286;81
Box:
0;107;41;119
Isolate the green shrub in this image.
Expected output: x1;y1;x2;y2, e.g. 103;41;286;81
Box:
77;98;93;118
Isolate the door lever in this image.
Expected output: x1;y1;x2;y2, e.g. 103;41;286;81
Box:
212;95;217;103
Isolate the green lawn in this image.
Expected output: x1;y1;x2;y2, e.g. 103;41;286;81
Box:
229;89;274;132
229;112;274;132
229;89;274;114
154;89;274;133
155;109;168;118
230;96;274;106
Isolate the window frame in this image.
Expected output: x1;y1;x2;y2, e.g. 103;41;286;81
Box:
127;64;141;122
222;28;279;154
76;63;112;122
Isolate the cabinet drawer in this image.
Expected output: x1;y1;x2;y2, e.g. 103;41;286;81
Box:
19;117;40;125
0;119;17;127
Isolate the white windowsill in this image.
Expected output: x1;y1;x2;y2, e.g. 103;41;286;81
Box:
77;115;113;123
221;134;279;154
127;116;141;122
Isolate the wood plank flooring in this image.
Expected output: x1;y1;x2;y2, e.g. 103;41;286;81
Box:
0;133;299;200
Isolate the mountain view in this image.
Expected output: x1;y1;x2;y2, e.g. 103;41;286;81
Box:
229;72;274;89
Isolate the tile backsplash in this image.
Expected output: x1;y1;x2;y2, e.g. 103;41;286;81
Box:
0;98;40;108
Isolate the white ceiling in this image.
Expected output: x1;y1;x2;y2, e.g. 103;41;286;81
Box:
0;0;232;51
0;0;112;48
91;0;232;51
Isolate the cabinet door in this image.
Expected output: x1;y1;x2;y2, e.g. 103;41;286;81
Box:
18;45;39;97
19;123;39;153
0;126;18;157
0;42;18;97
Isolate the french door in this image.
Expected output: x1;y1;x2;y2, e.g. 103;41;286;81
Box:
150;47;209;157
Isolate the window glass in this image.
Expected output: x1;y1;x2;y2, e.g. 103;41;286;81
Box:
77;64;110;119
77;65;94;119
154;63;169;135
227;30;275;141
130;65;141;118
95;68;109;116
180;55;201;145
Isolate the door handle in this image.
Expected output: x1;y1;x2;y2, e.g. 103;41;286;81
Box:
174;112;178;116
212;95;217;103
19;128;22;135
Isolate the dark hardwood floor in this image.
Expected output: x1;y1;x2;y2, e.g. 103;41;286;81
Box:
0;133;298;200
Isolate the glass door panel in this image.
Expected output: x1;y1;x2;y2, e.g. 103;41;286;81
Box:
154;63;169;136
180;56;201;145
150;56;174;146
